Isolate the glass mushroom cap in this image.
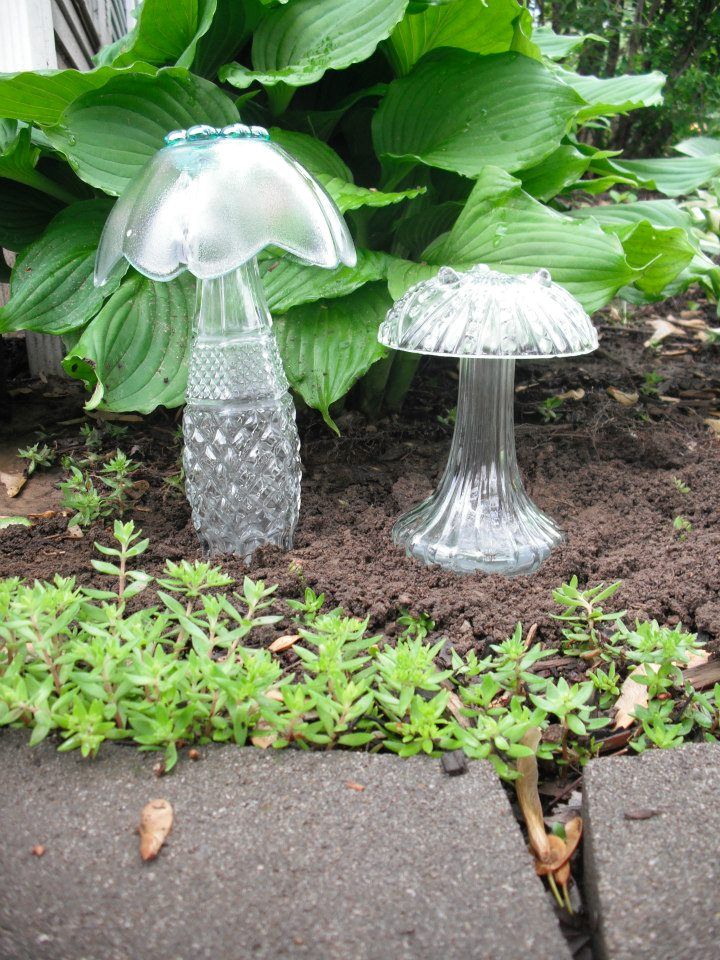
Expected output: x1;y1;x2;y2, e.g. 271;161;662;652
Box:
380;265;598;577
379;265;597;359
94;122;356;285
92;123;357;560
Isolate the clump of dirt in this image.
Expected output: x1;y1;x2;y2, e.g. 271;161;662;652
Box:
2;307;720;654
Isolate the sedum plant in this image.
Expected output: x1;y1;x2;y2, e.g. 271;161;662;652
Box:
0;0;719;425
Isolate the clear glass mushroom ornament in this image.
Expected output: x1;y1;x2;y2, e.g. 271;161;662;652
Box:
95;123;356;558
378;265;598;576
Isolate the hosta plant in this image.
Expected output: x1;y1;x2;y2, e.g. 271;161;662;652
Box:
0;0;719;428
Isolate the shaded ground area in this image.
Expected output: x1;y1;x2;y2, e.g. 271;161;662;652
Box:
1;301;720;655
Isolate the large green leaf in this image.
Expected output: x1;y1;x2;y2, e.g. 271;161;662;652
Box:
593;156;720;197
0;200;121;335
568;199;698;233
0;64;156;126
107;0;217;68
262;249;391;312
415;166;636;312
520;144;590;200
274;283;390;432
269;127;352;180
613;222;695;295
0;180;64;251
674;136;720;159
319;176;424;213
532;25;605;61
554;67;665;121
193;0;264;78
64;273;194;413
0;127;78;204
385;0;533;76
220;0;408;89
45;69;238;196
373;50;585;177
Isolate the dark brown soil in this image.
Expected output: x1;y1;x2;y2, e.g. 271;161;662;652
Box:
2;301;720;654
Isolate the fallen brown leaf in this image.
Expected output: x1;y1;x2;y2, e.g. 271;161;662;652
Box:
644;318;684;347
607;387;639;406
515;728;551;864
613;666;649;730
139;798;173;862
446;690;471;729
0;470;27;498
556;388;585;401
268;634;300;653
704;418;720;437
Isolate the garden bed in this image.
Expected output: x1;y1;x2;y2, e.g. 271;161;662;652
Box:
2;298;719;659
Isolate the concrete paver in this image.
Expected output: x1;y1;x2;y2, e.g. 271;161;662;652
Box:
0;732;570;960
583;742;720;960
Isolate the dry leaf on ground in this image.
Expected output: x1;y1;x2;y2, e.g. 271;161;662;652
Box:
0;471;27;498
515;729;551;864
705;418;720;437
139;798;173;862
644;318;685;347
556;388;585;401
613;666;649;730
268;634;300;653
607;387;639;406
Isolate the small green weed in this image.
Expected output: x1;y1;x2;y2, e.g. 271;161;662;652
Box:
17;443;55;476
538;396;564;422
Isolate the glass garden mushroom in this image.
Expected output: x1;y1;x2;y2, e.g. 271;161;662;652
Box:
94;123;356;558
378;265;598;576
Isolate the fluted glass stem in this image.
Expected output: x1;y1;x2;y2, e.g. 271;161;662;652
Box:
182;261;301;559
393;357;563;575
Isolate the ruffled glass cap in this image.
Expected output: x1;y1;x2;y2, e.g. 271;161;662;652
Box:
379;265;598;359
94;123;356;284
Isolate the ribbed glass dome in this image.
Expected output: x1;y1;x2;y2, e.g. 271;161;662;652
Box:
95;123;356;284
379;264;598;359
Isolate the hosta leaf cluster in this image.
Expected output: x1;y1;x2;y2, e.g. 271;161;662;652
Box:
0;0;718;420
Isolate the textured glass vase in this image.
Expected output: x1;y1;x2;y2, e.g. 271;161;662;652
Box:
94;123;355;559
393;357;563;575
183;261;300;558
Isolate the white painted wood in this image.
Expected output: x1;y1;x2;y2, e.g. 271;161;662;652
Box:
0;0;58;70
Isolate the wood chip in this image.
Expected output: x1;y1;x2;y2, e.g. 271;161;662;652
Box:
138;798;173;862
704;418;720;437
440;749;468;777
345;780;366;792
624;808;660;821
66;525;84;540
607;387;639;406
684;659;720;691
268;634;300;653
556;388;585;401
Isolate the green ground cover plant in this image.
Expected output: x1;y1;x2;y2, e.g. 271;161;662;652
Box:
1;523;716;776
0;0;719;427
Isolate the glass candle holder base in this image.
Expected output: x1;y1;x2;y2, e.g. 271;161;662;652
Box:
393;356;563;577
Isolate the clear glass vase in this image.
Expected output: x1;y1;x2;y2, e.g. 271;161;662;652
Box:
183;260;301;558
392;357;563;575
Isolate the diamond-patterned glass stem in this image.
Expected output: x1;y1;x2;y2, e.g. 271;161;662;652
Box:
392;357;563;575
183;261;301;558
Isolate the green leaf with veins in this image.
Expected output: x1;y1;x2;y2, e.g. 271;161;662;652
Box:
262;249;392;313
0;64;157;125
591;155;720;198
0;127;77;204
107;0;218;68
373;50;585;177
412;166;636;312
220;0;409;89
532;25;605;61
385;0;537;76
553;66;665;120
274;283;391;433
0;200;122;336
45;69;239;196
63;272;195;413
